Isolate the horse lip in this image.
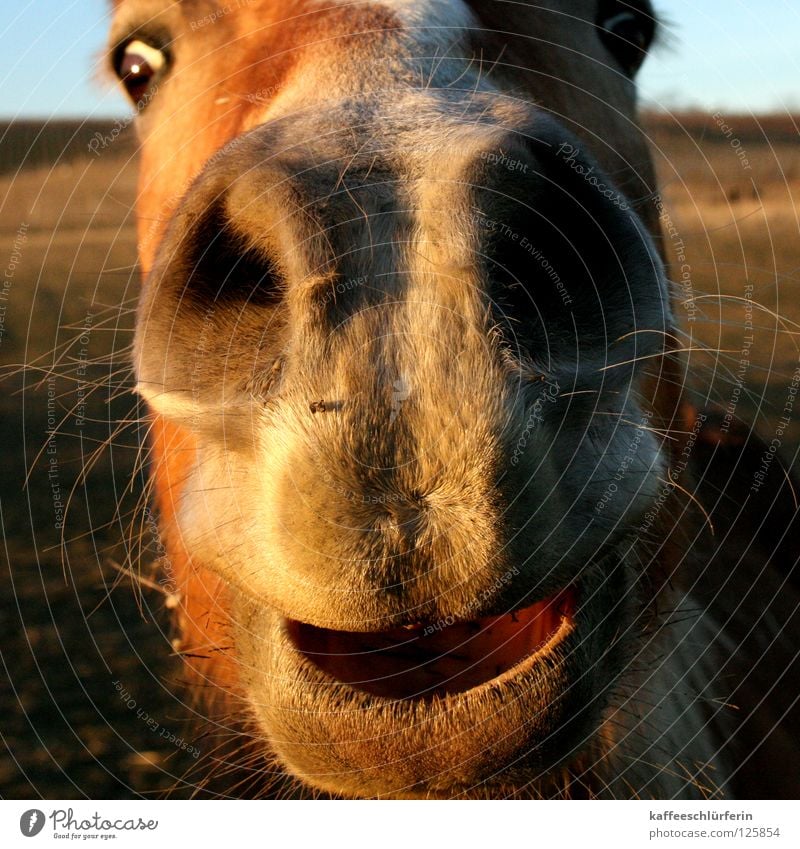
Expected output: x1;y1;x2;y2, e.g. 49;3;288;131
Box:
240;579;611;797
282;585;577;701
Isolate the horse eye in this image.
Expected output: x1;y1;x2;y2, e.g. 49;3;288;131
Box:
597;2;656;76
115;39;166;104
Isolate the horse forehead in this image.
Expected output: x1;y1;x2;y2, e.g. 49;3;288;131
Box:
327;0;477;34
265;0;476;29
230;0;476;41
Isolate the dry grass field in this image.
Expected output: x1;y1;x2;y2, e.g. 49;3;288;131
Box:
0;113;798;798
0;124;202;798
644;112;800;447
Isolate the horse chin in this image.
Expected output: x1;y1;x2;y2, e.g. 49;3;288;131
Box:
230;556;638;798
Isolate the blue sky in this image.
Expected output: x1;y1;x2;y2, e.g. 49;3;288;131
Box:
2;0;799;119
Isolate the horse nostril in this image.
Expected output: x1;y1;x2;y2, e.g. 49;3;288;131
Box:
473;134;665;364
173;199;282;309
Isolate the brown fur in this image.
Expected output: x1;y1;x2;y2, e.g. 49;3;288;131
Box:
110;0;799;798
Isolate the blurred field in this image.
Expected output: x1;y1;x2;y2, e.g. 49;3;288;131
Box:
644;111;800;448
0;124;202;798
0;112;798;799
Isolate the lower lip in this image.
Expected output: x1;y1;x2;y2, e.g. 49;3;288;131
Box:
285;587;576;700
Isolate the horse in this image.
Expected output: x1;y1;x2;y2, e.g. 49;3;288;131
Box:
108;0;800;798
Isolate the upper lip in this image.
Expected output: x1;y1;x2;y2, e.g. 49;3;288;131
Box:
285;585;577;701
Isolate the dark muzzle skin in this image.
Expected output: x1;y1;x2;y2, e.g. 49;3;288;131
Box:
133;95;679;796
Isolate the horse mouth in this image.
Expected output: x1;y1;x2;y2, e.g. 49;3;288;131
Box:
237;573;627;797
285;587;576;700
